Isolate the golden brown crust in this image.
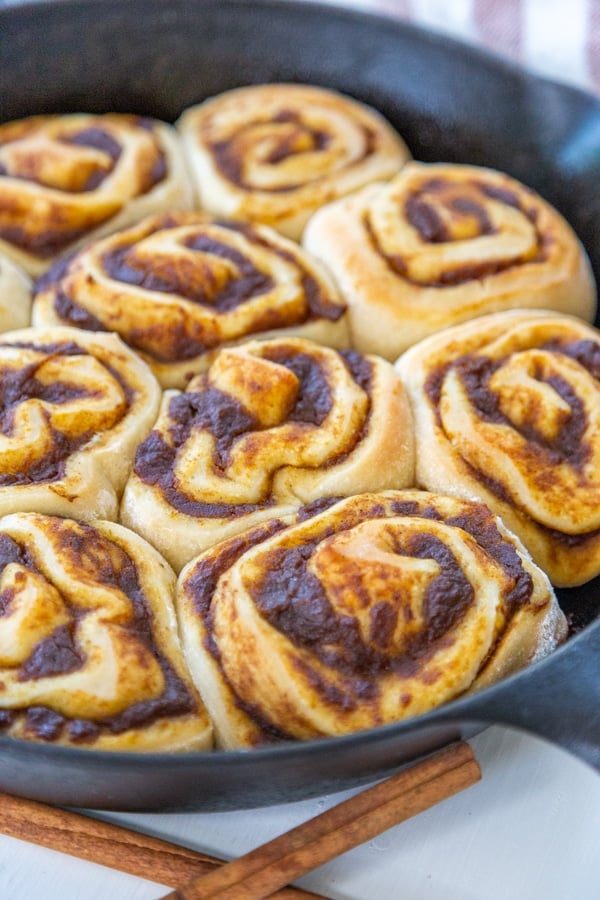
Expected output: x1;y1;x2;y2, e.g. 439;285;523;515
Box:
0;325;160;521
0;254;32;333
32;211;349;388
0;513;212;751
303;163;597;360
121;337;415;571
176;490;566;748
176;83;411;240
0;114;193;275
396;309;600;587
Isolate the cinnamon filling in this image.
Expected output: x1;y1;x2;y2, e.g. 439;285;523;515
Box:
368;177;547;287
41;220;344;361
133;350;371;514
251;530;475;686
0;341;132;485
0;119;167;255
423;338;600;545
209;109;336;193
0;525;197;743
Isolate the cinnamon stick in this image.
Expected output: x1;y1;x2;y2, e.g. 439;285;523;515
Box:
162;741;480;900
0;791;321;898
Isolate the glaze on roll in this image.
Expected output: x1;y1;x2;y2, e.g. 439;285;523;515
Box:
176;83;411;240
120;337;415;571
32;211;349;388
176;490;566;748
0;114;193;275
396;309;600;587
303;162;597;360
0;325;160;521
0;513;212;750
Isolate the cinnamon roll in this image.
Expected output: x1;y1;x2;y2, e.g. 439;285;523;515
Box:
0;513;212;750
0;113;193;276
0;325;160;521
303;162;596;360
176;490;566;748
0;253;31;331
396;309;600;587
32;211;349;388
176;83;411;240
121;337;415;571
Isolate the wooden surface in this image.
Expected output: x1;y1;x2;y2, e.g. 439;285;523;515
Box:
0;727;598;899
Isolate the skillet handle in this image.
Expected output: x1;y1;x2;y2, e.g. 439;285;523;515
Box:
456;626;600;772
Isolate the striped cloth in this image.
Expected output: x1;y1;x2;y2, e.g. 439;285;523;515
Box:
311;0;600;96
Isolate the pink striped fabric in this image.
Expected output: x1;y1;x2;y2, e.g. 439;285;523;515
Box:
588;0;600;90
316;0;600;96
473;0;523;58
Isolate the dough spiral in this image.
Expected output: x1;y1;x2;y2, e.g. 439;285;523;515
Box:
33;211;349;388
0;113;192;275
176;490;566;748
303;162;596;360
0;253;31;332
0;513;211;750
0;325;160;521
177;83;411;239
121;337;415;571
396;309;600;586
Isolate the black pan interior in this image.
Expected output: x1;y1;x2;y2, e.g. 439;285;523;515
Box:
6;0;600;622
0;0;599;809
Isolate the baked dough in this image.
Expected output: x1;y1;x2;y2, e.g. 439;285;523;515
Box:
121;336;415;571
32;211;349;388
0;513;212;750
0;325;160;521
0;113;193;275
176;490;566;748
177;83;411;240
396;309;600;586
0;253;31;332
303;162;597;360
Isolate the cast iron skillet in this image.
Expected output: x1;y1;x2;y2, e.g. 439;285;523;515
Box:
0;0;599;811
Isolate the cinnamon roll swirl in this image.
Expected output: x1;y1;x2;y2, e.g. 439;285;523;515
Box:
0;325;160;521
176;83;411;240
176;490;566;748
121;337;415;571
396;310;600;587
32;211;349;388
0;513;212;750
0;113;193;276
0;253;31;332
303;162;596;360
